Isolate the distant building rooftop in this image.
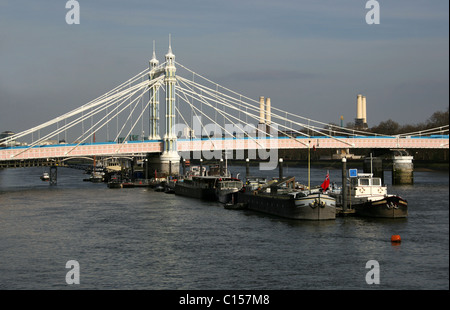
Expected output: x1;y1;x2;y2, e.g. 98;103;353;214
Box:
0;131;15;139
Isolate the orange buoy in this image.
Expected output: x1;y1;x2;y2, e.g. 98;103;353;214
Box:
391;235;401;243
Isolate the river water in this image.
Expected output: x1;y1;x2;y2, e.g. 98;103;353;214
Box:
0;164;448;290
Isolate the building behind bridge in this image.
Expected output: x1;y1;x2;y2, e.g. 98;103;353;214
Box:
0;131;25;147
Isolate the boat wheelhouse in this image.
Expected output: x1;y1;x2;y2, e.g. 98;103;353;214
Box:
333;173;407;218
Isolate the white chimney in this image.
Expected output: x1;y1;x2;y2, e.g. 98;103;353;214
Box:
362;96;367;124
259;96;265;124
265;98;271;125
357;94;363;119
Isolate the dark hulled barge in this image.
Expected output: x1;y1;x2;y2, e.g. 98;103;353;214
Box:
174;175;243;203
237;177;336;221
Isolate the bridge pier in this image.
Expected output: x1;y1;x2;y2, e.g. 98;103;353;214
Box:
392;155;414;185
146;153;180;177
49;166;57;185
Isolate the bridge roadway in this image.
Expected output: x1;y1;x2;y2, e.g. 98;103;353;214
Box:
0;135;448;167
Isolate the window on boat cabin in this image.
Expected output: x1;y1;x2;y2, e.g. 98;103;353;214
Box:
359;178;370;186
372;178;381;186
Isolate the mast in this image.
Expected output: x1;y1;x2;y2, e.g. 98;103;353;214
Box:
308;140;311;191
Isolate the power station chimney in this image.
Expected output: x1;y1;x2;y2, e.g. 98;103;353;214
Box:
355;94;368;129
259;96;265;124
362;95;367;125
265;98;271;125
357;94;363;119
355;94;364;128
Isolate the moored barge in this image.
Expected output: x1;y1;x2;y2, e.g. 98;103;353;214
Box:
174;175;243;203
237;176;336;220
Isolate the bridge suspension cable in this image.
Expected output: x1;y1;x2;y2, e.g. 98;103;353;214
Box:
396;125;449;137
176;76;347;147
174;62;449;141
1;67;152;144
176;79;267;149
175;62;377;140
175;65;354;146
2;68;160;158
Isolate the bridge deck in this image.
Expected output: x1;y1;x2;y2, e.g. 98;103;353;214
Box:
0;136;448;162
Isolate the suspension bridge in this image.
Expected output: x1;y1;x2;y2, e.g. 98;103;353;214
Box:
1;41;448;176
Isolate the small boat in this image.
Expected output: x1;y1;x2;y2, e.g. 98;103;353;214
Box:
154;185;165;192
107;175;122;188
331;173;408;218
88;134;104;183
89;171;104;183
121;181;135;188
40;172;50;181
224;202;248;210
165;178;177;194
107;181;122;188
165;187;175;194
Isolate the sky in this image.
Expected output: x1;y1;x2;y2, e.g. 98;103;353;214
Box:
0;0;448;135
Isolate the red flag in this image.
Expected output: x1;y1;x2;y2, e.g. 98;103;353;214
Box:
321;172;330;191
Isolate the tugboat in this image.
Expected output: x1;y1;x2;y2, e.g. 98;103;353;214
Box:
89;170;104;183
331;173;408;218
107;174;122;188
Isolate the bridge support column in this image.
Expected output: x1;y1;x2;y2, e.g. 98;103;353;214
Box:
147;153;180;177
392;155;414;185
364;156;384;184
49;166;57;185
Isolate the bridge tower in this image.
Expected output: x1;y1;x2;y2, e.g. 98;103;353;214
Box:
158;37;180;175
149;41;160;140
164;38;177;154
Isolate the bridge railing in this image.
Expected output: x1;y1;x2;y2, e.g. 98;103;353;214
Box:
2;135;447;163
